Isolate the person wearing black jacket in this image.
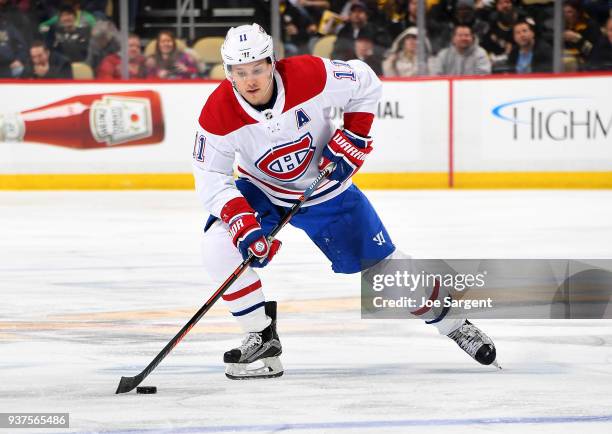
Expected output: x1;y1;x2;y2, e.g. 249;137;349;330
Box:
331;1;390;61
0;11;27;77
48;5;90;62
508;19;552;73
588;17;612;71
22;40;73;78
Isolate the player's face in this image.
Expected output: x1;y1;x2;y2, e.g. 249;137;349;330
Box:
231;60;274;106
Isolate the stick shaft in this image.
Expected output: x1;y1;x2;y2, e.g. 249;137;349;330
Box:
116;166;333;393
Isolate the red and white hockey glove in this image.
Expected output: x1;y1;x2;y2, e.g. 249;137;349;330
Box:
220;197;281;268
318;129;373;183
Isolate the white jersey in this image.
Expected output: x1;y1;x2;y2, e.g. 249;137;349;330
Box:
192;55;382;217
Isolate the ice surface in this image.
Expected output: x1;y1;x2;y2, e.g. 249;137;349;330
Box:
1;190;612;433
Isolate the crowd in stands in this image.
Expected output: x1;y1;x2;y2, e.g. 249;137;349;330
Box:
0;0;610;80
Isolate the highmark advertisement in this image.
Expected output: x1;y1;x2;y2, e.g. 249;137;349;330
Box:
454;76;612;172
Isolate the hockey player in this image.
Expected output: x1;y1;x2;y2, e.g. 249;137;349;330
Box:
193;23;498;379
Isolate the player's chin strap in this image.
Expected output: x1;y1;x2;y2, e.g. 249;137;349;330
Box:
115;163;335;394
263;56;276;95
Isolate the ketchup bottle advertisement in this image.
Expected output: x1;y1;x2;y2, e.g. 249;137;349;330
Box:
0;90;164;149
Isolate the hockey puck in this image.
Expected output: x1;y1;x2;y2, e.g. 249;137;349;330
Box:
136;386;157;394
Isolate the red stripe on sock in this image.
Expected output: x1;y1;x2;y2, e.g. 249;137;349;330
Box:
222;280;262;301
410;280;440;316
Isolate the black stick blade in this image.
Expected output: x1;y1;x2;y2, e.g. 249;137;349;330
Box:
116;375;142;394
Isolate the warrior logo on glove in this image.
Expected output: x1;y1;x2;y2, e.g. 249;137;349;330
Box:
319;129;373;184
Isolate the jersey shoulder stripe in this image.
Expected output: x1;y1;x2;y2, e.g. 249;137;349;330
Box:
278;55;327;113
198;79;257;136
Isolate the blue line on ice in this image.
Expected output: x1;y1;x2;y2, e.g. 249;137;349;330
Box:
68;414;612;433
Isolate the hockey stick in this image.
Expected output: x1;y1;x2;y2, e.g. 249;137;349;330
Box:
115;164;335;394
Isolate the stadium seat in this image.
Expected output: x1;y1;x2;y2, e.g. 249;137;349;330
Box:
312;35;336;58
71;62;94;79
193;37;225;64
209;63;226;80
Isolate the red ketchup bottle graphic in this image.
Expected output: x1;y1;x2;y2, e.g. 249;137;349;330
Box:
0;90;164;149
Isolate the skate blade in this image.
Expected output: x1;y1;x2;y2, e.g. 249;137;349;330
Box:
492;360;502;370
225;357;284;380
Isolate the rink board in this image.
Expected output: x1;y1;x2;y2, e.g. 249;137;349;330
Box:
0;73;611;189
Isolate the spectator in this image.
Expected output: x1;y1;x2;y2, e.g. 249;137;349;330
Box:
382;26;432;77
428;0;488;54
97;33;146;79
293;0;330;25
332;1;389;60
588;17;612;71
432;24;491;75
39;0;95;34
22;40;72;78
80;0;109;20
86;20;119;71
582;0;610;27
520;0;554;43
332;1;370;60
0;10;27;77
145;30;197;79
563;0;600;69
481;0;524;57
282;0;317;56
50;5;90;62
507;18;552;73
354;28;383;75
254;0;317;55
384;0;415;40
0;0;35;45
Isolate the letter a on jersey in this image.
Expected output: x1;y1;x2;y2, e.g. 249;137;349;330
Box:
255;133;315;182
295;108;311;129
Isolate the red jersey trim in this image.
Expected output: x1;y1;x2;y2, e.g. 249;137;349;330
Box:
198;80;257;136
277;55;327;113
343;112;375;137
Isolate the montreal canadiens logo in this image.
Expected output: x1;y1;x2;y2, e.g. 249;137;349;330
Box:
255;133;315;182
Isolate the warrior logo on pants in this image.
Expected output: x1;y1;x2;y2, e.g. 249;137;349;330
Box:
255;133;315;182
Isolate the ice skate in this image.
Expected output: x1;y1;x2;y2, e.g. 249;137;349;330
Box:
447;320;500;368
224;301;283;380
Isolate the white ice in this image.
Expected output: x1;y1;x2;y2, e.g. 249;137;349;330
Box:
1;190;612;434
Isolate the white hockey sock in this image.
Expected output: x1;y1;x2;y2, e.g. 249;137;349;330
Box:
201;220;271;333
221;277;271;333
431;317;465;336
